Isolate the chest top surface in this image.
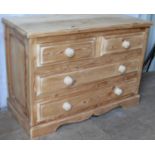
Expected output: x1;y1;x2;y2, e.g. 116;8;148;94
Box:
2;15;151;38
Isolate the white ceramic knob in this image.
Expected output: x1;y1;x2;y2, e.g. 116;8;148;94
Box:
62;102;72;111
64;76;74;86
118;65;126;74
64;48;75;58
122;40;130;49
114;87;123;96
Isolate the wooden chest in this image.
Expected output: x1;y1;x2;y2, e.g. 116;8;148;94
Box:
2;15;151;138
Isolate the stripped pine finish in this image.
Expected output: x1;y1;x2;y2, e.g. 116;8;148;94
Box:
2;15;151;138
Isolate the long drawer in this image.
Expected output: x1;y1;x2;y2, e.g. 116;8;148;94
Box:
35;60;140;97
36;72;138;123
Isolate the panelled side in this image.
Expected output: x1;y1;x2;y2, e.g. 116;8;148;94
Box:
4;25;30;133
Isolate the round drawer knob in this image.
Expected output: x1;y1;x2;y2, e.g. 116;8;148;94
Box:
122;40;130;49
62;102;72;111
118;65;126;74
64;76;74;86
114;87;123;96
64;48;75;58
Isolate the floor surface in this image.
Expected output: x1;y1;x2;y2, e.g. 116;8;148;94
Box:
0;72;155;140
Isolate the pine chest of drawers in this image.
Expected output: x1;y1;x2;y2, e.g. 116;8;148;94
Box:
2;15;151;138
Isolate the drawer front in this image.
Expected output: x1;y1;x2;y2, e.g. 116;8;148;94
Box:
101;32;144;55
36;38;96;67
36;72;138;123
35;60;140;97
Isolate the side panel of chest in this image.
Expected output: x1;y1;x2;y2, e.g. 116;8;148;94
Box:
5;26;30;132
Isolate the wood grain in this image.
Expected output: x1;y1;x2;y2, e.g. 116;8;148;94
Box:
5;25;29;119
35;72;138;103
35;60;139;97
3;15;151;138
37;38;96;66
2;15;151;38
31;95;140;138
36;73;138;123
101;32;145;55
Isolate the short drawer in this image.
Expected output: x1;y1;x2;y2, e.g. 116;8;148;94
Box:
35;60;140;97
36;73;138;123
36;38;96;67
101;32;144;55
